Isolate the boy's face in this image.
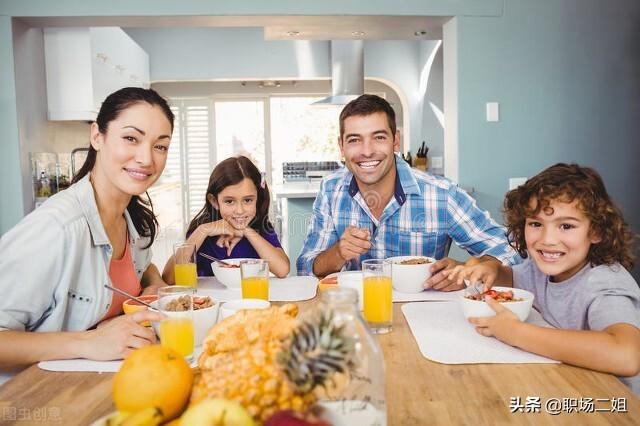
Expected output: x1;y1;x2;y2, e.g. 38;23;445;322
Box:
208;177;257;230
524;198;601;282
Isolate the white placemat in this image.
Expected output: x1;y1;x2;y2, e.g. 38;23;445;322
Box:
402;302;559;364
38;346;203;373
197;276;318;302
393;289;464;302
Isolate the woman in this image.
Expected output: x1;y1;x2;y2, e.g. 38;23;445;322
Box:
0;87;172;367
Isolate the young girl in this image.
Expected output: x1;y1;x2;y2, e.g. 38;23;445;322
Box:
0;87;173;367
448;163;640;394
162;156;289;282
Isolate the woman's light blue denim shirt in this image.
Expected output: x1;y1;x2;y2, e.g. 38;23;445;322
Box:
0;174;152;332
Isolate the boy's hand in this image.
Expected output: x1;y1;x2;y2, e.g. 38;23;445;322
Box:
444;262;500;291
468;296;521;344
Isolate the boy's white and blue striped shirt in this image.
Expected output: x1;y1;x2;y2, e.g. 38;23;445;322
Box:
296;155;520;275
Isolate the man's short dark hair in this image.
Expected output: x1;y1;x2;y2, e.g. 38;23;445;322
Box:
339;94;396;139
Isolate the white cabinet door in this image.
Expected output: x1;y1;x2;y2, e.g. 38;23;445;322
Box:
44;27;150;121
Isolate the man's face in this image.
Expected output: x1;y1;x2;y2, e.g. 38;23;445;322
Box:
339;112;400;189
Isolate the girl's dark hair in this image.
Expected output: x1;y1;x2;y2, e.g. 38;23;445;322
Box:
504;163;635;270
186;156;273;237
72;87;175;248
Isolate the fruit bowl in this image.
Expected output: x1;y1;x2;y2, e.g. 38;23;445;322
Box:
459;286;534;321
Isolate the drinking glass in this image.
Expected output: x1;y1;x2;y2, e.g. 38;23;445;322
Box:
157;286;195;361
240;259;269;301
362;259;393;334
173;242;197;287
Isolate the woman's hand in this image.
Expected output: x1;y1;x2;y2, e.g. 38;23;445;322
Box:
468;297;521;344
80;310;164;360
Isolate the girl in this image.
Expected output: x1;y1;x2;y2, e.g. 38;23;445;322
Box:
448;163;640;394
162;156;289;282
0;87;173;368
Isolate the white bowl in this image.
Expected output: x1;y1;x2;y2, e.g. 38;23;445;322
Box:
459;286;534;321
337;271;364;310
386;256;435;293
219;298;271;320
150;297;220;346
210;258;256;288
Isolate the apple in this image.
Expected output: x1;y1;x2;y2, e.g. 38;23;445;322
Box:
179;399;255;426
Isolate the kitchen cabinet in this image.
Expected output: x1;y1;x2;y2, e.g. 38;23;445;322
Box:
44;27;149;121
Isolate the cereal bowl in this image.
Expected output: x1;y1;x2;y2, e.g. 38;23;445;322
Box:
150;295;219;346
210;258;256;288
459;286;534;322
386;256;435;293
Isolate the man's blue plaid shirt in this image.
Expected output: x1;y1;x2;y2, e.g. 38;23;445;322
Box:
296;155;520;275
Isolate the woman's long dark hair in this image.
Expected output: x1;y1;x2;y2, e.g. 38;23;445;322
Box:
72;87;174;248
186;156;273;237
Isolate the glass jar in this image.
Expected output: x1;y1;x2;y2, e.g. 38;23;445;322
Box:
312;287;387;425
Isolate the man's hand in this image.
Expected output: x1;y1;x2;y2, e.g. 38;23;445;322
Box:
337;226;371;262
424;257;463;291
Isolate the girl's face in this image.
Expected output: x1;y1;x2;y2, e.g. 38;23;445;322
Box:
209;178;258;230
90;103;172;198
524;198;601;282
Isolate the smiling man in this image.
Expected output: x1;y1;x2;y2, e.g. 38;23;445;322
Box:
296;94;520;290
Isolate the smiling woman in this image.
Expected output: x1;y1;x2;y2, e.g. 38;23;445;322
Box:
0;87;175;370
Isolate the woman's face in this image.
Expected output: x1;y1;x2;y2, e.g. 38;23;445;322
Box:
90;102;172;198
209;178;258;230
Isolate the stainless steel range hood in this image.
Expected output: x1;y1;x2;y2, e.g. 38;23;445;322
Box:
313;40;364;105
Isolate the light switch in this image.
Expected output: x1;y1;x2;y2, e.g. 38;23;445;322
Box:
431;156;443;169
486;102;499;122
509;177;527;190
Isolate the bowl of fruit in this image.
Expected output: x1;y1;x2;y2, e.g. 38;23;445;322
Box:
459;286;534;321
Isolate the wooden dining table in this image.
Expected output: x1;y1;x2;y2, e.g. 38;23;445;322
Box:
0;300;638;425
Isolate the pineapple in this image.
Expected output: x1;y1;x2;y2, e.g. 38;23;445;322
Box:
192;304;353;423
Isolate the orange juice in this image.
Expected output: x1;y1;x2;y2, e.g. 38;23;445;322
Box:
363;276;393;325
241;277;269;300
159;318;194;358
174;263;197;287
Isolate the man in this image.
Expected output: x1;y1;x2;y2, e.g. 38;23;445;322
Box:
296;94;520;290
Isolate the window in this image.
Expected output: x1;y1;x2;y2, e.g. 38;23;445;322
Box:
270;96;342;184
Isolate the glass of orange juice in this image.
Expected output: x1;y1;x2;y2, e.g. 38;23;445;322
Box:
174;242;197;287
240;259;269;301
362;259;393;334
157;286;195;361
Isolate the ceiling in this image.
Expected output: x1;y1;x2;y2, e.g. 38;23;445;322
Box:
20;15;448;40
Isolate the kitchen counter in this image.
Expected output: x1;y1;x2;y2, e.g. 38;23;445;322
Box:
272;182;321;199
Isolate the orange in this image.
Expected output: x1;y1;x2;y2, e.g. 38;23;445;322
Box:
113;345;193;421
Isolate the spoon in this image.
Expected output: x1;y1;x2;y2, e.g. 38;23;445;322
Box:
198;251;233;267
104;284;155;309
463;279;484;298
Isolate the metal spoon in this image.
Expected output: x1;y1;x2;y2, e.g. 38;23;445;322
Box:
198;251;233;267
463;279;484;299
103;284;155;309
